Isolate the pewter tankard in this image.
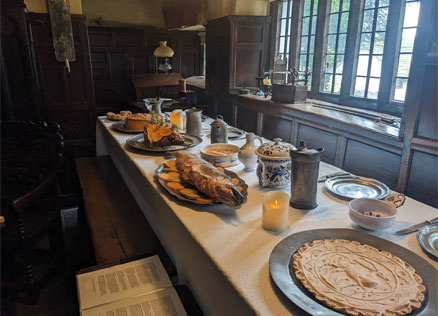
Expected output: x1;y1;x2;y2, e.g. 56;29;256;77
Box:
290;140;324;209
185;107;203;136
210;115;228;143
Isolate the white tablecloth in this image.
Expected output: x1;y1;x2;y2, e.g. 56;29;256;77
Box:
96;117;437;316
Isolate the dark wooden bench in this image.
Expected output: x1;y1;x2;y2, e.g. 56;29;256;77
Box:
75;156;176;276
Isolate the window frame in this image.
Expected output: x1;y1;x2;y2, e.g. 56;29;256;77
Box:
273;0;419;116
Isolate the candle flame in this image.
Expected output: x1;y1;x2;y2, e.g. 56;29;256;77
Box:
275;200;278;207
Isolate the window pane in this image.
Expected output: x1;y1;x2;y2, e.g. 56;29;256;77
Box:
354;77;367;97
393;78;408;101
309;35;316;52
299;55;307;71
379;0;389;7
362;9;374;32
400;28;416;53
279;37;285;54
285;36;290;54
280;19;287;36
364;0;375;9
360;33;371;54
342;0;350;11
336;54;344;74
308;53;314;71
376;8;388;31
329;13;338;33
323;74;333;92
373;32;385;54
302;17;310;35
304;0;311;16
313;0;318;15
338;34;347;53
334;75;342;94
281;1;289;18
340;12;349;33
301;36;308;53
311;16;317;34
327;34;337;53
397;54;412;77
368;78;380;99
357;55;369;76
325;54;335;73
331;0;340;13
370;55;382;77
404;1;420;27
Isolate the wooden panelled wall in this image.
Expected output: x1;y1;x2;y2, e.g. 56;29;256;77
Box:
202;4;437;207
88;27;201;114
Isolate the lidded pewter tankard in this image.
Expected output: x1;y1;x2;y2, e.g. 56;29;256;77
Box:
210;115;228;143
290;140;324;209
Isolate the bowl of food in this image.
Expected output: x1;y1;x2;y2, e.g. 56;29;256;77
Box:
200;143;240;167
348;193;405;230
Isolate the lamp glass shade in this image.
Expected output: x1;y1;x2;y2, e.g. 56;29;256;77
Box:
154;41;174;58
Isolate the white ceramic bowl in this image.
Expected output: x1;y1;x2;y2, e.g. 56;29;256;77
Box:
200;143;240;167
349;198;397;230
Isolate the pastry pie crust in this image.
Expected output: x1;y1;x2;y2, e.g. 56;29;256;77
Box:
292;239;426;316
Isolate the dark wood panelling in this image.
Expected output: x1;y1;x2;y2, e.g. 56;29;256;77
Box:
235;47;262;88
88;27;201;114
416;66;438;140
216;98;234;125
262;114;292;143
236;105;258;134
343;140;401;189
406;151;438;207
297;124;338;165
236;25;263;43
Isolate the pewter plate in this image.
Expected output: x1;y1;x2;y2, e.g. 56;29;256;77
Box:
206;127;245;140
325;175;390;200
126;133;202;153
112;121;142;133
269;229;436;316
155;163;248;205
417;224;438;258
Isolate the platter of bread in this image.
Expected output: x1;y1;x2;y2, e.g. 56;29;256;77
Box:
270;229;437;316
155;151;247;207
106;110;132;121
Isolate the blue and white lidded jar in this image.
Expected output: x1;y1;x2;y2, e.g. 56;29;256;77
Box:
256;138;295;188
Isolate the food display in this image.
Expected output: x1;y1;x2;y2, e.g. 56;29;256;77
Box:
144;122;184;147
156;152;247;207
125;113;163;131
106;110;132;121
292;239;426;316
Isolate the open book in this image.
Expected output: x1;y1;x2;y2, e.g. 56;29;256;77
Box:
76;255;187;316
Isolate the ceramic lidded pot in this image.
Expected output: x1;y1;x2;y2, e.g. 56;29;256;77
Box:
256;138;295;188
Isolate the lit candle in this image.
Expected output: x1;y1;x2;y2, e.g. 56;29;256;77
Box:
262;191;290;232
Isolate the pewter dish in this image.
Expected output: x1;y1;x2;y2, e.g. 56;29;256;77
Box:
348;198;397;230
155;164;247;205
112;121;142;133
269;229;436;316
126;134;202;153
417;224;438;258
325;175;390;200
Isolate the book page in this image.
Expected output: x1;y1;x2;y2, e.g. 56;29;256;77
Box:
77;256;172;311
81;287;187;316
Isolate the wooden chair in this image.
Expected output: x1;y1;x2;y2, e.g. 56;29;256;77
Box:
1;121;64;305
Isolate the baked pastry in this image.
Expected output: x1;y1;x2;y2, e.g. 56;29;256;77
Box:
174;151;244;207
292;239;426;316
106;110;132;120
143;122;184;146
125;113;163;130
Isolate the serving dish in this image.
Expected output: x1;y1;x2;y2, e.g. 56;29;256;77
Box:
269;228;436;316
126;134;202;152
325;175;390;200
417;223;438;258
348;194;405;230
206;127;245;140
155;163;248;205
200;143;240;167
112;121;142;133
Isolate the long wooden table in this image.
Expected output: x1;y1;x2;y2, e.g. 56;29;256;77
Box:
96;117;437;316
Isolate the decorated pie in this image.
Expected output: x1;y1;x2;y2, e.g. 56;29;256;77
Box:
292;239;426;316
125;113;163;130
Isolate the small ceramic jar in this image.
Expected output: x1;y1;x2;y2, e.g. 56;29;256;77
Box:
256;138;295;188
